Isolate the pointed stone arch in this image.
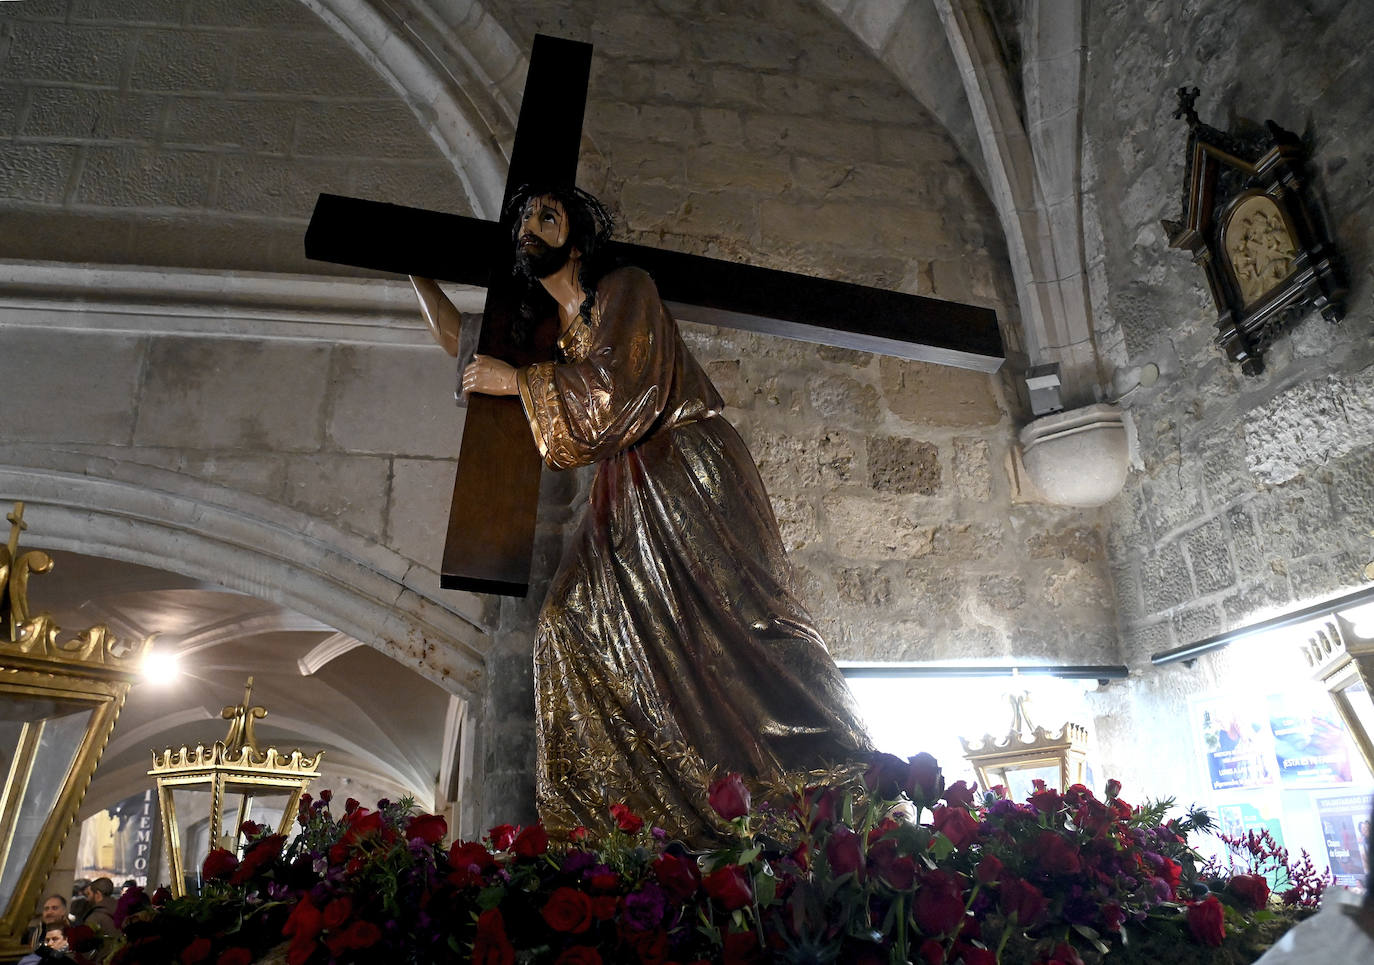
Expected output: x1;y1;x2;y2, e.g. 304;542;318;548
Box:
301;0;528;219
0;454;487;704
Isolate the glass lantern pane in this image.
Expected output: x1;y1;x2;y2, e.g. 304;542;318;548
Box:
224;786;294;846
0;696;96;914
169;788;216;896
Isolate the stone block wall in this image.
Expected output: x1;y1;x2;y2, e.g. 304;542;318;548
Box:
1081;0;1374;797
0;0;469;273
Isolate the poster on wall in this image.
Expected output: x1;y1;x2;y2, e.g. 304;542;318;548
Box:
1191;694;1277;792
1215;800;1287;887
1268;691;1354;787
76;788;156;887
1314;791;1373;887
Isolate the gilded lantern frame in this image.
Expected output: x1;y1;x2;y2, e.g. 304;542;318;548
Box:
0;502;149;961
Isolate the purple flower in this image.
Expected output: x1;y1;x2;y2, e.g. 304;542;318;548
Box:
652;827;668;840
623;882;667;931
562;851;597;877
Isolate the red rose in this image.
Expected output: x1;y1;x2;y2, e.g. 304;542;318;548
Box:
473;908;515;965
322;896;353;930
1104;779;1122;799
1187;894;1225;947
953;944;996;965
652;852;701;902
609;802;644;834
569;825;589;843
942;780;977;809
912;869;965;937
796;785;842;828
286;936;315;965
1100;902;1126;933
487;823;519;850
342;920;381;950
283;895;323;942
868;838;916;890
449;840;497;874
181;938;212;965
975;854;1004;885
1062;784;1092;808
626;928;669;965
904;753;944;807
722;931;760;965
708;773;752;820
406;812;448;845
230;833;285;884
999;876;1048;927
151;886;172;906
542;886;595;933
513;822;549;857
824;824;865;878
554;947;602;965
1029;786;1062;814
917;938;944;964
1230;872;1271;910
345;808;383;835
932;805;980;850
216;948;253;965
1160;856;1182;895
864;752;908;798
1031;831;1081;875
591;895;619;920
1035;941;1085;965
703;865;753;910
589;871;620;892
867;816;900;844
201;847;239;881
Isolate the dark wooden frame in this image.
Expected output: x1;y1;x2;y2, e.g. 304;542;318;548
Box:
1162;87;1345;375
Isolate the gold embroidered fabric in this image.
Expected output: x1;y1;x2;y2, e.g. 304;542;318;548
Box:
520;267;872;843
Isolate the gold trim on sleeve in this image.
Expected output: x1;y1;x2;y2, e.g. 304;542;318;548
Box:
516;365;551;461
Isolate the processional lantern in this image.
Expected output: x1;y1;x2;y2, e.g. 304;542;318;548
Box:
960;692;1089;799
150;677;322;897
1300;614;1374;775
0;502;151;961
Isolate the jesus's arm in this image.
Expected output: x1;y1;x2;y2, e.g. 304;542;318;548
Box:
409;276;463;357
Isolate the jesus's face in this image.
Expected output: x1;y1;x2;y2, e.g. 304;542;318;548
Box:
515;195;575;278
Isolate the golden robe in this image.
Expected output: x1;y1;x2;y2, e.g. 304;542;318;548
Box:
516;266;871;840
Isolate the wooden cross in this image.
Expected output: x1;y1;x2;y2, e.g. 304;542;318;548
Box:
305;35;1003;597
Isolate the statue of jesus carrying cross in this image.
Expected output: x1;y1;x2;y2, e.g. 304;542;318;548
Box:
411;183;873;841
305;34;1002;842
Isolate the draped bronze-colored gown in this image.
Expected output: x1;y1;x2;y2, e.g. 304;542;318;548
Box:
515;266;871;840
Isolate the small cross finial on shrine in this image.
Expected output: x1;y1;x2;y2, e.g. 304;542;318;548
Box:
1173;86;1201;127
1008;691;1036;739
222;676;268;754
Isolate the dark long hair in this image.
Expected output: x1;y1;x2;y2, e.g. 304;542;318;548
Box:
503;184;617;347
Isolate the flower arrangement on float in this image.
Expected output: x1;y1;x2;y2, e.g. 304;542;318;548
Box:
99;753;1326;965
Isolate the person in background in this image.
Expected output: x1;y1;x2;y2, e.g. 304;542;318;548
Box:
22;895;69;950
17;926;70;965
74;877;119;944
66;881;89;923
1254;801;1374;962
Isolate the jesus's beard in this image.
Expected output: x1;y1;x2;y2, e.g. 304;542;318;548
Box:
515;235;573;280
